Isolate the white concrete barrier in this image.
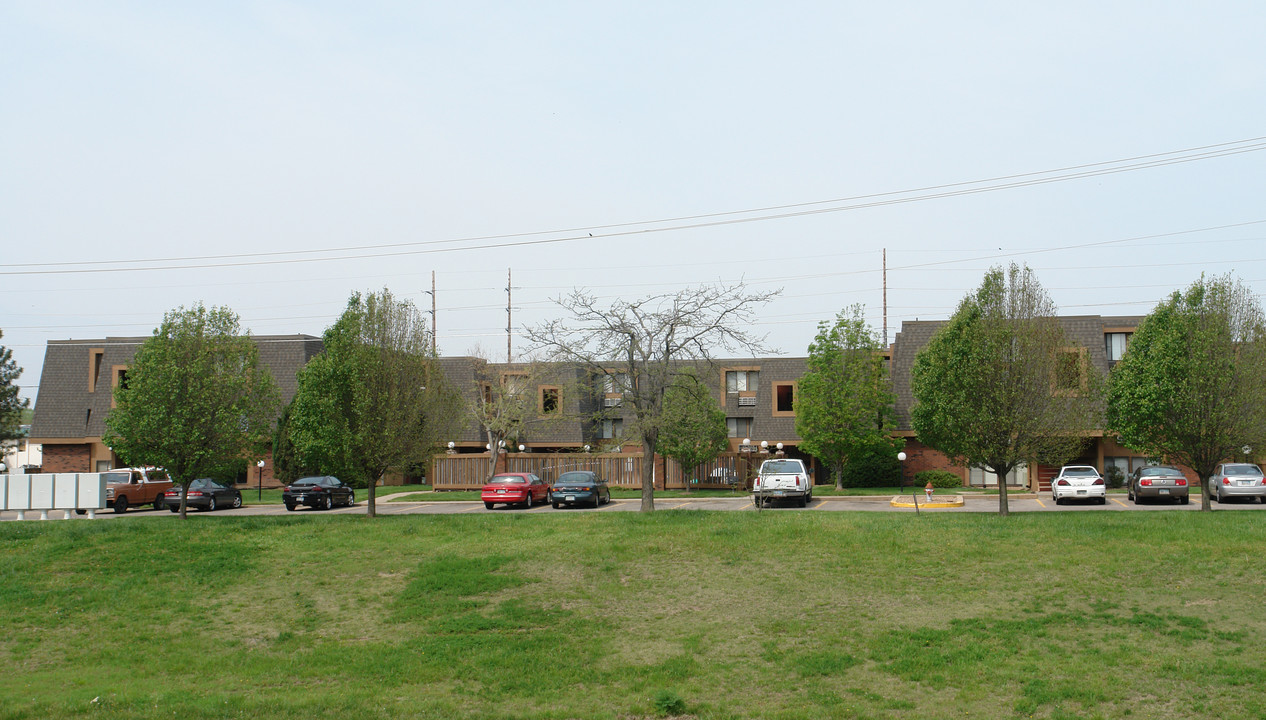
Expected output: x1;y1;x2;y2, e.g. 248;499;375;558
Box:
2;474;107;520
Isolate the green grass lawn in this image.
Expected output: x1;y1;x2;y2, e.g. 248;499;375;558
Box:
3;511;1263;719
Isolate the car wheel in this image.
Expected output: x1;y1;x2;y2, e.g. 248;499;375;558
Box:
323;495;333;511
154;496;165;511
552;501;560;509
484;502;495;510
168;505;179;513
1054;497;1063;506
799;495;808;508
207;497;217;512
232;495;242;509
113;497;128;514
347;491;355;507
75;509;86;516
525;494;534;509
1099;497;1107;505
285;501;296;512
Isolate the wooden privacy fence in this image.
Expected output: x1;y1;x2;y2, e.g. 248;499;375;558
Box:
431;452;762;491
431;453;642;490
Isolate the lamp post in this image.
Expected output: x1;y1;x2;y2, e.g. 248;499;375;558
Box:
897;451;907;491
1243;445;1253;463
740;438;753;490
256;459;265;502
446;441;456;455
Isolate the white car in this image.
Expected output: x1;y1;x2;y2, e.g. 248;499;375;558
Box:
752;458;813;507
1051;465;1106;505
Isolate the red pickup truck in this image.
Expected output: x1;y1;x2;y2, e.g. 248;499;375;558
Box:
103;467;174;513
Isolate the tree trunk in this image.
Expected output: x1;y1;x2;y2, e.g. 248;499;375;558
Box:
1200;473;1212;511
834;460;843;491
640;437;655;512
367;473;381;518
996;469;1010;517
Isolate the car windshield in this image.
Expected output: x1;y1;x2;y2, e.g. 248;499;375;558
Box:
762;461;802;473
293;477;323;486
189;479;212;489
1140;467;1184;477
1061;467;1099;477
489;476;526;484
1224;464;1263;476
102;472;130;484
556;472;592;483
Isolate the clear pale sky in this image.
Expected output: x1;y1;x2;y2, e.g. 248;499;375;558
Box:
3;2;1265;403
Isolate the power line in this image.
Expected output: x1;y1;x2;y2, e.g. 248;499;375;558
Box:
5;136;1265;277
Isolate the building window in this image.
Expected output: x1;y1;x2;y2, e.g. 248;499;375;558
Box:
1105;332;1130;362
501;372;528;397
602;372;628;395
773;382;796;416
539;386;560;415
726;417;753;438
725;370;759;393
969;464;1025;487
600;418;623;439
89;348;105;393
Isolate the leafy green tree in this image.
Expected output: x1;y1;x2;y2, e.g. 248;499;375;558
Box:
103;305;281;518
271;400;318;483
795;305;899;489
910;264;1101;516
526;281;779;511
1106;274;1266;511
288;289;463;517
657;368;729;489
0;330;30;446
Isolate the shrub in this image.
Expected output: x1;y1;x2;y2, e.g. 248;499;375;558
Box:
838;437;903;487
652;690;686;716
915;469;962;489
1104;465;1125;489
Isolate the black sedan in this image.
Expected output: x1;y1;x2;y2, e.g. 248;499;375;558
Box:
283;476;356;511
549;470;611;509
164;478;243;512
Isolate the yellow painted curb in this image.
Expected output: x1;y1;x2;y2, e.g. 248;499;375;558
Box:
889;494;965;509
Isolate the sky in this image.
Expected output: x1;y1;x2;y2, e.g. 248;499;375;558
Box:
3;2;1265;404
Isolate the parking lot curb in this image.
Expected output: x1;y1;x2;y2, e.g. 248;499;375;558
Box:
889;494;966;509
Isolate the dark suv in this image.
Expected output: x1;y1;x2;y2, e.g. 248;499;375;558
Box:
283;476;356;511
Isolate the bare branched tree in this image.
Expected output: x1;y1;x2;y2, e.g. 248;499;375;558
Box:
525;281;780;511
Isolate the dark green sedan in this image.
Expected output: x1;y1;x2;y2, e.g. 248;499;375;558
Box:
548;471;611;509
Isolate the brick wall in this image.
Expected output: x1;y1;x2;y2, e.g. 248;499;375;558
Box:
899;440;966;486
40;444;91;473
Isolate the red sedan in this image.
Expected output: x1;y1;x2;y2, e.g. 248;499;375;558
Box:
481;473;549;509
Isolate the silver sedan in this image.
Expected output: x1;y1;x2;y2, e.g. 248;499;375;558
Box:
1208;463;1266;503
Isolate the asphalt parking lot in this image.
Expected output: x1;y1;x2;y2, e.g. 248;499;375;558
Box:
6;492;1265;521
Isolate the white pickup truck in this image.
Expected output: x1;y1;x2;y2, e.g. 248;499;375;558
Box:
752;458;813;507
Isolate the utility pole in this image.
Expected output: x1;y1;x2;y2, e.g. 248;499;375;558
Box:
501;268;506;361
882;248;888;347
431;270;437;356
